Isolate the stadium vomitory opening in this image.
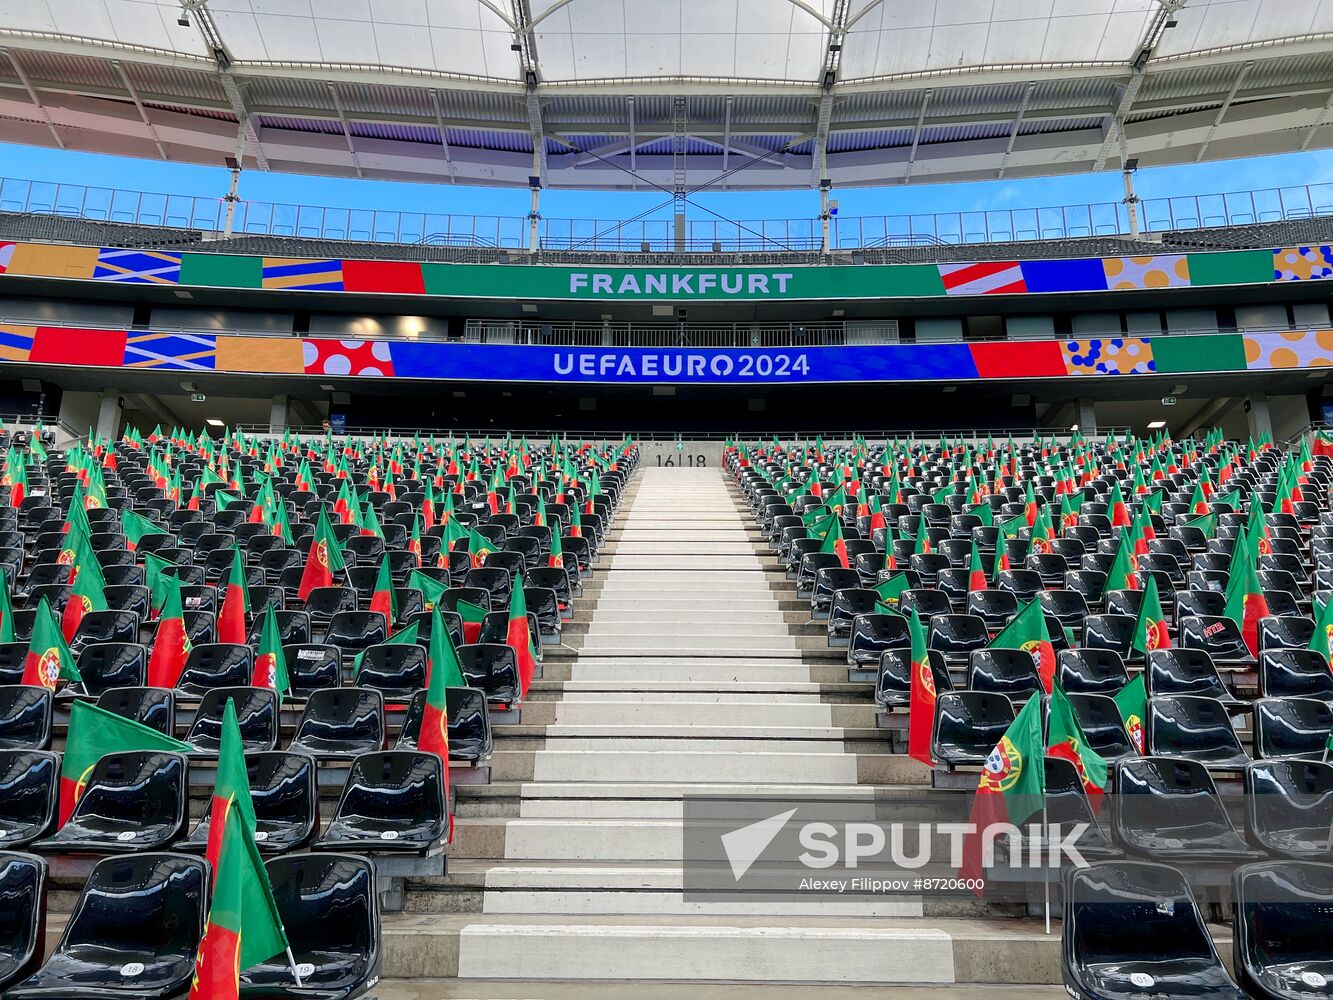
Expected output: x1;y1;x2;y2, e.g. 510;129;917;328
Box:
0;0;1330;997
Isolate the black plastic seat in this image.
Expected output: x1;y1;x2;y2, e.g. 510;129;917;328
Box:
0;751;58;849
1038;589;1089;629
1243;759;1333;859
926;613;989;663
94;687;175;735
284;642;343;696
246;609;310;647
0;852;44;993
1027;756;1120;864
875;648;951;709
967;647;1042;701
1252;696;1333;760
74;642;148;696
182;751;318;855
355;641;427;700
965;589;1018;631
931;691;1015;766
324;610;389;653
5;852;206;1000
810;567;860;620
1179;614;1255;663
1258;648;1333;700
1145;648;1238;704
1081;613;1137;659
1068;693;1138;763
1233;861;1333;1000
456;643;522;707
1056;648;1128;695
827;588;879;644
1113;756;1259;861
180;609;215;647
69;610;140;652
1062;861;1247;1000
290;687;386;758
33;751;188;853
397;686;493;761
1257;615;1315;655
899;588;952;621
305;585;357;622
183;686;279;756
317;751;447;854
0;688;51;751
847;612;909;666
463;566;513;608
175;642;252;695
240;853;381;999
1146;694;1250;768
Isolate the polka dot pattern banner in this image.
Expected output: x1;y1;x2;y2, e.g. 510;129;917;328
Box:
1060;338;1156;375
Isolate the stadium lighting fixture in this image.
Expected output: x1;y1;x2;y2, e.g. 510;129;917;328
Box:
1147;420;1167;429
205;418;224;427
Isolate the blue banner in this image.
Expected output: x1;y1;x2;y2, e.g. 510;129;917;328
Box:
390;343;980;384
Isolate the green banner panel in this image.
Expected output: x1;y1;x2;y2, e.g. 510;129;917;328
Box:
1150;333;1249;373
1185;249;1272;287
179;253;263;288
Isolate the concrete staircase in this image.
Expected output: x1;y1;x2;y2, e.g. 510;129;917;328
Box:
383;466;1061;993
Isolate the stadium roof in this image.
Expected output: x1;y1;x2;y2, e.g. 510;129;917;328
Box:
0;0;1330;190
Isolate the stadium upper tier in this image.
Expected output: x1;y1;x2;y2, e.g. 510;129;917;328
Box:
0;0;1330;187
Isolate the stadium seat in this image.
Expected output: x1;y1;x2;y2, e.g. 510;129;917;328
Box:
355;641;428;700
847;612;910;666
926;614;989;663
1179;615;1254;663
0;688;51;751
75;642;148;695
0;751;58;848
1113;756;1258;861
182;751;318;855
1252;696;1333;760
1061;861;1247;1000
183;686;280;756
1146;695;1250;768
318;751;447;854
875;648;951;709
1056;649;1128;695
1067;693;1137;762
290;688;386;758
69;610;140;652
5;852;206;1000
284;643;343;696
827;588;879;645
398;686;493;761
246;609;310;646
1035;756;1120;863
0;852;44;994
1232;861;1333;1000
95;687;175;734
34;751;188;853
175;642;253;695
966;590;1018;632
323;611;389;653
810;568;860;621
900;588;952;621
1081;614;1136;659
931;691;1014;766
1258;648;1333;700
1144;648;1239;704
1243;759;1333;859
967;648;1042;702
457;643;522;707
241;853;381;998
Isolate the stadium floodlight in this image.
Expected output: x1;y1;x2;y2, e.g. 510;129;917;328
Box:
1148;421;1167;429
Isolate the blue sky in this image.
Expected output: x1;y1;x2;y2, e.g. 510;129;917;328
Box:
2;140;1331;228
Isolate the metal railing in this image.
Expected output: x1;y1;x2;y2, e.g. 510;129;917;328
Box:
3;174;1331;254
461;319;900;348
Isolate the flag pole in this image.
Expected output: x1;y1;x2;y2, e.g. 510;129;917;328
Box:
285;946;305;988
1042;795;1051;936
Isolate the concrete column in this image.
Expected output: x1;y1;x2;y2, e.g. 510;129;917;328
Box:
1246;391;1273;440
269;394;290;434
95;391;122;440
1074;397;1098;435
57;391;100;439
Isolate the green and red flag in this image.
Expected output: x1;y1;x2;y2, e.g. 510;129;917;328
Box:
61;699;193;824
873;571;912;612
297;509;345;601
205;698;258;885
988;599;1055;693
467;528;496;569
458;599;488;645
421;606;457;843
1113;675;1147;754
1107;481;1131;527
1106;530;1139;592
369;553;397;629
907;607;935;768
61;537;108;642
408;569;449;612
1223;530;1269;658
1309;596;1333;665
188;804;290;1000
507;571;537;700
144;552;178;617
548;531;565;569
1130;574;1170;656
121;508;169;551
147;574;192;688
22;597;78;692
958;695;1044;884
967;541;987;592
820;514;849;569
1047;682;1108;803
0;569;13;643
217;547;249;645
252;605;290;698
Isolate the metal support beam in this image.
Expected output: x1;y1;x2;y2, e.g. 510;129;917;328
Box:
721;95;732;177
1092;0;1186;170
1301;87;1333;150
628;95;638;185
997;81;1034;179
1195;60;1251;161
326;82;362;178
113;61;168;160
2;48;63;148
671;95;688;249
510;0;547;183
429;89;457;182
902;89;932;184
183;0;269;170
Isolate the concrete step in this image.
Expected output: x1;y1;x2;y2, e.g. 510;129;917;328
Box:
529;750;861;783
372;979;1067;999
542;724;847;740
569;663;811;682
582;621;785;636
572;645;806;658
586;610;791;623
552;700;836;725
541;736;847;754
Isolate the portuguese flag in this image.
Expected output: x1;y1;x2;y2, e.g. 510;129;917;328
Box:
61;537;108;642
422;606;458;843
1114;674;1147;754
820;514;849;569
988;599;1055;693
61;699;192;824
351;622;418;678
217;547;249;645
508;571;538;699
22;597;79;692
458;599;488;645
188;805;290;1000
1223;531;1269;658
873;571;911;612
0;570;13;643
369;553;397;629
205;698;258;886
253;606;290;699
548;531;565;570
967;541;987;592
907;607;935;768
121;508;168;551
959;695;1044;884
442;516;469;555
146;575;191;688
1047;682;1108;802
1308;596;1333;665
468;528;496;568
1106;530;1139;592
408;569;448;612
1130;574;1170;656
297;509;345;601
